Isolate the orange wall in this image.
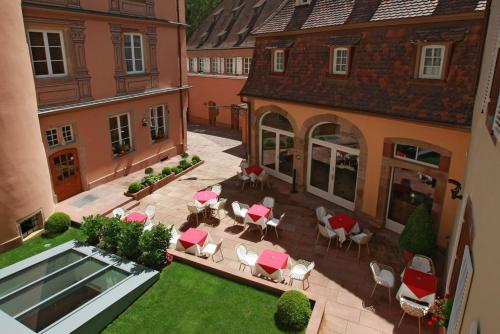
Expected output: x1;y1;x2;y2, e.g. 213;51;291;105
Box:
251;98;470;246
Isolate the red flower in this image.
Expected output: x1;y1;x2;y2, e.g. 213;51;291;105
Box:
439;314;445;319
427;320;434;327
445;293;450;299
435;305;441;310
432;316;437;322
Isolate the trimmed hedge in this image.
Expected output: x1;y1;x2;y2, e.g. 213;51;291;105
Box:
276;290;312;331
191;155;201;164
45;212;71;234
145;167;154;175
128;182;143;193
162;166;172;176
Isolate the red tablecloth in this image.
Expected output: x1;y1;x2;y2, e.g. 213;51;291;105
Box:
328;213;357;233
257;249;289;274
193;191;218;204
245;165;263;176
247;204;271;222
179;228;208;249
403;267;437;299
123;212;148;223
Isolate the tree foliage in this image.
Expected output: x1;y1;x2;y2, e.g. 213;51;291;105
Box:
186;0;222;38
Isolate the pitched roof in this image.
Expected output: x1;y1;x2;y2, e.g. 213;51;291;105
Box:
253;0;487;34
187;0;284;50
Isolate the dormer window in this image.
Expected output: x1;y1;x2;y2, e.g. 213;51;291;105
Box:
295;0;311;6
273;49;285;73
331;47;350;76
417;44;448;80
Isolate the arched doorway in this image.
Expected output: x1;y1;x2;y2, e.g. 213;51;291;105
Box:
49;148;82;201
259;112;294;182
307;123;360;210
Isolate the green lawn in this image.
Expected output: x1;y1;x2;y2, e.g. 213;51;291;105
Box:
103;262;287;334
0;227;86;269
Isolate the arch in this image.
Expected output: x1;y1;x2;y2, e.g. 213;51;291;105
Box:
253;104;299;135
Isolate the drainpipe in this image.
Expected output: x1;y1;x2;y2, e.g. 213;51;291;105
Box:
240;96;251;162
176;0;187;152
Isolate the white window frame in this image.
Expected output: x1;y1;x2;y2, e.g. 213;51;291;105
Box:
61;124;74;144
393;144;440;168
28;30;68;78
109;113;133;155
243;57;252;75
419;45;446;79
225;57;235;74
45;128;59;148
211;57;220;73
332;47;349;75
124;33;145;74
149;105;167;141
188;58;195;72
295;0;311;5
198;57;206;73
273;50;285;73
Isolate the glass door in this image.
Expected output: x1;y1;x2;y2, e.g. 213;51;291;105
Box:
260;127;294;182
332;149;359;209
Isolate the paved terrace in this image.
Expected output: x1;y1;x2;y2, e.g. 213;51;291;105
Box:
59;124;439;334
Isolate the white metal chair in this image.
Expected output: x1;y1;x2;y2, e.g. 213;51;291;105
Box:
168;225;181;248
346;229;374;262
315;206;333;225
112;208;126;219
289;259;315;290
262;196;275;218
202;238;224;262
408;254;435;275
145;205;156;222
266;212;286;239
210;198;227;220
257;172;270;190
235;244;258;271
187;202;204;225
237;172;251;190
316;222;337;251
398;296;431;334
370;261;396;304
231;201;249;225
211;184;222;196
239;160;249;172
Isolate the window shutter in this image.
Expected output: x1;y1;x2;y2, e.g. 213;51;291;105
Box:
233;57;237;74
236;57;243;75
193;57;198;73
447;245;473;334
205;57;210;73
493;95;500;138
219;58;224;74
482;20;500;114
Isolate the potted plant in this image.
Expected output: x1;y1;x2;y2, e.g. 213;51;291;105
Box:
399;203;436;261
428;294;453;332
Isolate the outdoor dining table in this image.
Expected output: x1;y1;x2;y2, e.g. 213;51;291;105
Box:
175;227;211;256
193;190;218;207
328;213;360;245
252;249;289;282
244;204;270;237
396;267;437;306
244;165;264;181
122;212;148;223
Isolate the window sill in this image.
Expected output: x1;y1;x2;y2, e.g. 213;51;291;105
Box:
151;137;169;144
112;149;134;158
124;72;149;77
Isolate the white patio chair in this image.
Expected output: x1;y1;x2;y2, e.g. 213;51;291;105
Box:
231;201;249;225
240;159;249;172
316;222;337;251
187;202;204;225
210;198;227;220
237;171;251;190
235;244;258;271
408;254;435;275
143;220;155;232
398;296;431;334
169;225;181;248
346;229;374;262
289;259;315;290
315;206;333;225
262;196;275;218
266;212;286;239
202;238;224;262
370;261;396;304
257;172;270;190
112;208;125;219
145;205;156;222
211;184;222;196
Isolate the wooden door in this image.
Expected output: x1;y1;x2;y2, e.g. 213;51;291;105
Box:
231;104;240;129
49;148;82;201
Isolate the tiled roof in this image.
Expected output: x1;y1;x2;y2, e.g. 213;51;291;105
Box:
253;0;487;34
187;0;284;50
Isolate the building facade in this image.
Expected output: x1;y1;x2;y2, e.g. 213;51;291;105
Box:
187;0;282;134
26;0;188;201
444;0;500;332
241;0;487;247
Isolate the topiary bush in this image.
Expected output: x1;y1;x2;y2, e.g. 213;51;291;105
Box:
399;203;436;257
101;217;122;251
81;215;104;245
139;224;172;270
162;166;172;176
145;167;154;175
191;155;201;164
178;159;191;170
117;222;144;260
172;167;182;174
128;182;143;193
276;290;312;332
180;152;189;159
45;212;71;235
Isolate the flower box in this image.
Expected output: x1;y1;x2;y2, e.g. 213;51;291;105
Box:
152;173;175;192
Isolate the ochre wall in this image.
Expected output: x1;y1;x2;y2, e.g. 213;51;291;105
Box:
250;98;470;247
0;1;54;251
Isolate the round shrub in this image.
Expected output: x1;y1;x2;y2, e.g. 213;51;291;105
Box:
180;152;189;159
139;225;172;270
191;155;201;164
81;215;104;245
162;166;172;176
45;212;71;234
128;182;143;193
276;290;312;331
178;159;191;170
145;167;154;175
171;167;182;175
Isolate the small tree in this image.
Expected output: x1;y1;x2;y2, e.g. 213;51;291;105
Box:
101;217;121;251
81;215;104;245
399;204;436;257
139;225;172;270
117;222;144;260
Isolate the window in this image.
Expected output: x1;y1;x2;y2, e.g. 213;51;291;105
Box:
188;58;195;72
273;50;285;73
331;47;349;75
419;45;445;79
394;144;441;168
18;212;43;239
211;57;219;73
447;246;473;334
109;114;132;156
124;33;144;74
203;57;210;73
28;31;67;78
45;129;59;148
198;57;206;73
62;125;74;143
295;0;311;5
150;105;167;141
225;57;235;74
243;57;252;75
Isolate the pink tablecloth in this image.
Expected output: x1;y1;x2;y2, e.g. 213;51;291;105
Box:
179;228;208;249
123;212;148;223
257;250;289;274
328;213;357;233
247;204;271;222
193;191;218;205
245;165;263;177
403;268;437;299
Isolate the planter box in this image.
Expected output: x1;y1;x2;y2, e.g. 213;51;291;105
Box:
151;173;175;192
175;160;204;178
125;185;151;200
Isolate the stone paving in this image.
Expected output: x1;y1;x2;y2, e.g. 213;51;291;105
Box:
127;124;437;334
